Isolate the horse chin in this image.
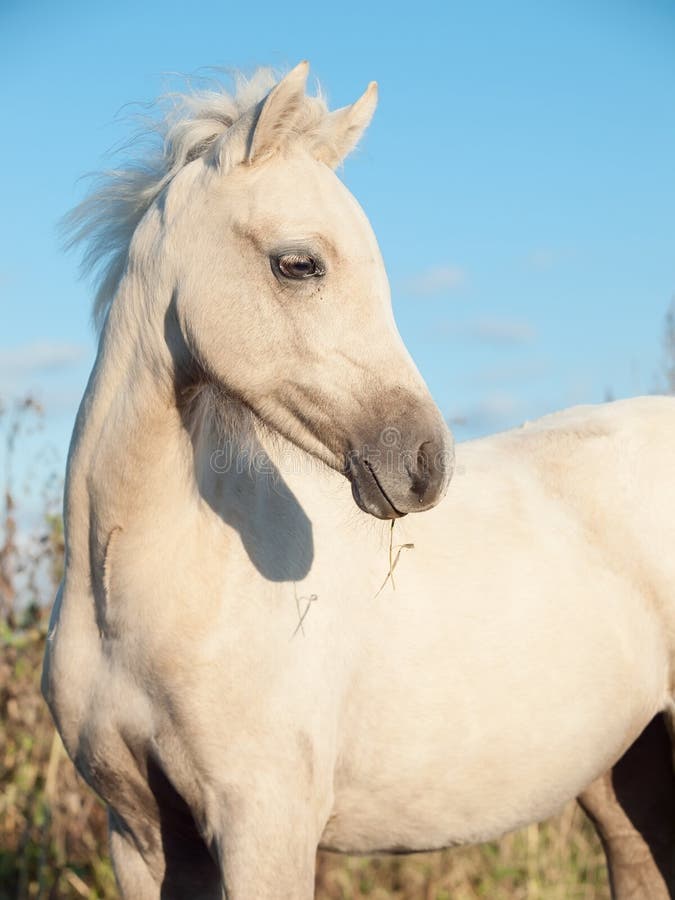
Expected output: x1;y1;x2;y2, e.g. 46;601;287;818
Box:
348;462;407;520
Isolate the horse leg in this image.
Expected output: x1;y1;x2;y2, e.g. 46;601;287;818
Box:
214;808;318;899
109;810;163;900
216;827;317;899
578;713;675;899
108;760;222;900
210;770;323;900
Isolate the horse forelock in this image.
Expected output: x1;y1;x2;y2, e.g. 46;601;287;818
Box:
62;67;331;333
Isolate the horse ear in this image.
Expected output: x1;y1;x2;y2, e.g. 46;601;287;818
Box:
247;61;310;163
314;81;378;168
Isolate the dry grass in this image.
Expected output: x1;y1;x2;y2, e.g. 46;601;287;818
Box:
0;618;115;899
315;815;609;900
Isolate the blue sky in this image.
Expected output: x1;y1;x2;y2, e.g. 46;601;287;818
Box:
2;0;675;500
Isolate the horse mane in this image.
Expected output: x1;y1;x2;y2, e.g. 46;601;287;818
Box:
63;68;330;332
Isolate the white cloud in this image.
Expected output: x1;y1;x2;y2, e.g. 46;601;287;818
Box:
432;315;537;346
447;391;521;434
404;264;466;296
472;358;548;386
469;316;537;345
0;340;88;374
526;248;557;271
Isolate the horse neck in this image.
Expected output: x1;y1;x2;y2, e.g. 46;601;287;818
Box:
63;269;345;614
63;273;186;579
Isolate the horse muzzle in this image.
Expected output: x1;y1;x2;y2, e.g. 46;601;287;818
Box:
345;418;454;519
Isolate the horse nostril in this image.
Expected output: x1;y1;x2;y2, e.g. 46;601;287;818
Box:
409;441;432;501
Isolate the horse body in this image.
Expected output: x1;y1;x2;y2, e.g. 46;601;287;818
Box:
43;62;675;898
46;382;675;892
325;398;674;852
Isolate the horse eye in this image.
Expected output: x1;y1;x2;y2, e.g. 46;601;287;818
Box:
276;253;321;279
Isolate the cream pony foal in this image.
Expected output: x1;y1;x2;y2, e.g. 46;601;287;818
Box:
43;63;675;899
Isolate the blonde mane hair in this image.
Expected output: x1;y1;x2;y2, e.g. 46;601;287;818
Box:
63;68;331;330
